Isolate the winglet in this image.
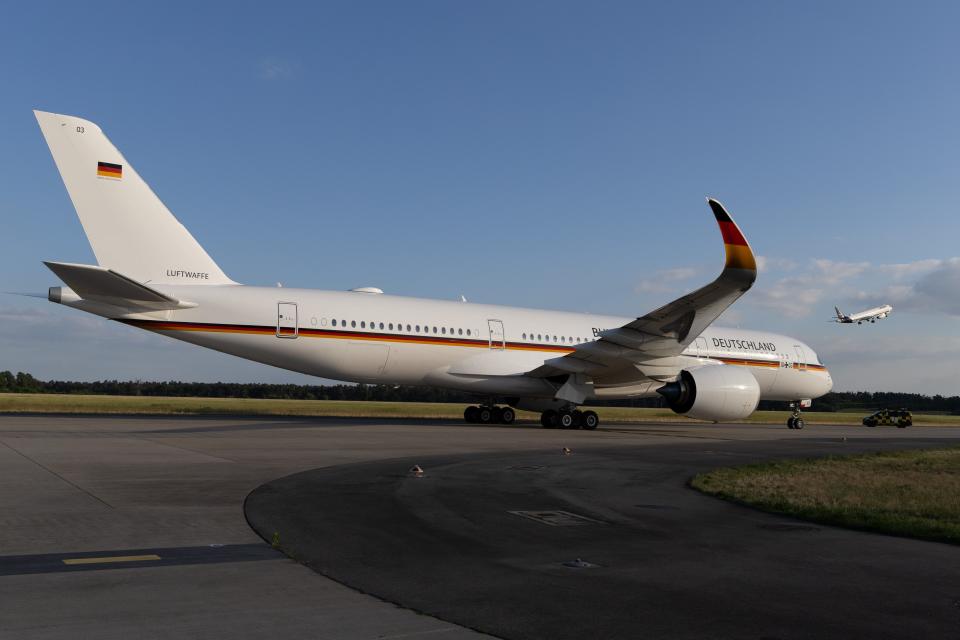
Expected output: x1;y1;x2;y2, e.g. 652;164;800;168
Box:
708;198;756;272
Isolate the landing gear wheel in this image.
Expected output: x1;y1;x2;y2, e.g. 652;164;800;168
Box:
787;402;806;430
478;406;493;424
464;406;479;423
559;412;576;429
541;410;559;429
582;411;599;430
499;407;516;425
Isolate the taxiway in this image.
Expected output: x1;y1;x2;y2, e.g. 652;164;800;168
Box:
1;415;958;639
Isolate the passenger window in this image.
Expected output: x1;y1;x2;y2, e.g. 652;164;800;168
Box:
379;322;384;330
442;327;447;335
458;328;463;335
433;327;438;334
388;323;393;330
332;319;337;327
415;325;420;332
406;324;411;332
466;329;471;336
351;320;356;328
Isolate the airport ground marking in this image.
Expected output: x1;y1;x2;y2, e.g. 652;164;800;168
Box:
62;554;162;565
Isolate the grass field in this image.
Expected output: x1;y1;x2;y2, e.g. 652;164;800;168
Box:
0;392;958;425
691;448;960;544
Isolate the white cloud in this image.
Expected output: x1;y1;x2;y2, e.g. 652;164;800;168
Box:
257;56;294;80
853;258;960;317
634;266;700;294
748;259;867;317
877;258;943;282
745;257;953;318
810;259;870;284
755;256;798;273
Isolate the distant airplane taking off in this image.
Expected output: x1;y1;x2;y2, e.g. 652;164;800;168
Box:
32;110;833;430
833;305;893;325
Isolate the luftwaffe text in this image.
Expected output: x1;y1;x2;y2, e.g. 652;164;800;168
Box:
166;269;209;280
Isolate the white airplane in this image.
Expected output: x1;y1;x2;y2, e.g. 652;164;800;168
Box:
833;305;893;325
33;110;832;430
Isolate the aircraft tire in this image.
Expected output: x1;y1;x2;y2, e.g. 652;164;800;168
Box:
794;417;805;430
499;407;516;425
464;406;479;423
787;417;796;429
478;407;493;424
559;412;576;429
582;411;599;430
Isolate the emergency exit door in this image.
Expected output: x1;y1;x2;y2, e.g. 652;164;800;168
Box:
487;319;505;350
277;302;298;338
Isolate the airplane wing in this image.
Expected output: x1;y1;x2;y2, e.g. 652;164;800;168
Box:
45;261;197;311
527;199;757;390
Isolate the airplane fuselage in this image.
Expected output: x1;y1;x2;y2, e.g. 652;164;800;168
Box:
837;304;893;324
57;284;833;404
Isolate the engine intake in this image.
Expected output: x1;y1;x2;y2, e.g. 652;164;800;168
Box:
657;365;761;422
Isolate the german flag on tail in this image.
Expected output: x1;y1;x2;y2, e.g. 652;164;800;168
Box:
708;198;756;271
97;161;122;179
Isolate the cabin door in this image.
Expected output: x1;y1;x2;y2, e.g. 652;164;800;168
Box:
487;319;505;350
277;302;298;338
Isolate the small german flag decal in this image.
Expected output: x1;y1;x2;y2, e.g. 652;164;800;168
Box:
97;161;122;179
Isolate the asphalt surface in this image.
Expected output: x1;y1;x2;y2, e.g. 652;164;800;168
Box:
246;436;960;640
2;414;959;639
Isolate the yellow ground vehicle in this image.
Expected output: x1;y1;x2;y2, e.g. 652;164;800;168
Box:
862;408;912;428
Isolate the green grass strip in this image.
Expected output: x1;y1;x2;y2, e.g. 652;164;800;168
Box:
0;393;959;425
691;448;960;544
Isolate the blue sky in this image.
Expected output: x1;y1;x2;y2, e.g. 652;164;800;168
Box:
1;2;959;393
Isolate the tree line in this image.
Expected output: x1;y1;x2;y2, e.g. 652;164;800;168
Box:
1;370;958;413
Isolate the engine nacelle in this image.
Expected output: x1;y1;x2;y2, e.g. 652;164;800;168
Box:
657;365;761;422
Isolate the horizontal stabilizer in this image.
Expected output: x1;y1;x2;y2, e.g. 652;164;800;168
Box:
45;261;196;311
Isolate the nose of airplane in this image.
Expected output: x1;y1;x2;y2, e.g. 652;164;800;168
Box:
821;368;834;395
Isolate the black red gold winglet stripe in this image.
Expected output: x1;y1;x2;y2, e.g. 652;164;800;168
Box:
708;197;756;272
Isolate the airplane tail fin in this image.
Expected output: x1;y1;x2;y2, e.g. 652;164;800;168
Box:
834;306;844;321
34;110;234;286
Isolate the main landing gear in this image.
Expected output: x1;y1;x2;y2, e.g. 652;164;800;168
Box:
464;405;516;425
786;402;805;430
540;408;599;430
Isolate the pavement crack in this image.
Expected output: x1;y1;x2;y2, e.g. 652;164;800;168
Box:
0;438;115;509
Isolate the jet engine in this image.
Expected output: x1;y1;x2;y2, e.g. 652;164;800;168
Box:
656;365;760;422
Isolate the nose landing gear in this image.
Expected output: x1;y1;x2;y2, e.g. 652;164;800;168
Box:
786;402;805;429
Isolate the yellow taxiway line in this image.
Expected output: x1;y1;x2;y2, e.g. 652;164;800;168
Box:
62;554;161;566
